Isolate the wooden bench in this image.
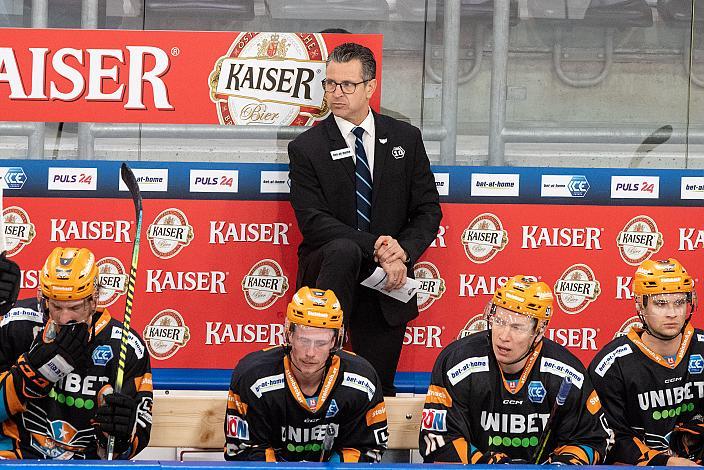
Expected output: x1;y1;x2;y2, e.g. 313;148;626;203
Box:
150;393;425;450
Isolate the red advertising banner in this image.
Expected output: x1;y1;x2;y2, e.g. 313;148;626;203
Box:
0;30;383;124
7;197;703;372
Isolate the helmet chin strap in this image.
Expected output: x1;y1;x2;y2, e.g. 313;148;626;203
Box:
287;351;332;380
638;311;690;342
637;295;691;342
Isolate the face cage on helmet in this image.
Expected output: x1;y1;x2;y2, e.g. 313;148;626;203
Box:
36;287;100;326
485;303;546;366
284;321;345;356
637;291;695;341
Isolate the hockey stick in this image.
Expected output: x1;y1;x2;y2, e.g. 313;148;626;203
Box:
532;376;572;464
106;163;143;460
319;423;336;462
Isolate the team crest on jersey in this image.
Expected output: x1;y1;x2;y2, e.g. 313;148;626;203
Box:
96;257;127;308
528;381;547;404
3;206;35;257
617;216;663;266
461;213;508;264
689;354;704;374
326;399;339;418
414;262;446;311
241;259;289;310
554;264;601;314
147;208;194;259
49;420;79;445
208;32;328;126
143;309;191;360
91;345;113;366
457;314;488;340
614;316;642;338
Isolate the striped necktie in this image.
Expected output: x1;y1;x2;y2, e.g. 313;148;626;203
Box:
353;126;372;232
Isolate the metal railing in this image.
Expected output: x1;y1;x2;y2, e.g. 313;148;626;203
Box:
1;0;702;165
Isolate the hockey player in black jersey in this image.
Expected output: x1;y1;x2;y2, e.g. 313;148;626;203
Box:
0;247;152;459
589;258;703;466
224;286;388;462
420;275;611;464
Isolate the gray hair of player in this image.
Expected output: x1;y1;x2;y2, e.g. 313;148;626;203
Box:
326;43;376;82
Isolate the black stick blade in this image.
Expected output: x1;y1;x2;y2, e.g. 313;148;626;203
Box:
120;162;142;212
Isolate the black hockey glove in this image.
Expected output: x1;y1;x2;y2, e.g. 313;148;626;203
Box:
25;321;90;382
671;416;704;464
93;392;137;454
0;253;20;316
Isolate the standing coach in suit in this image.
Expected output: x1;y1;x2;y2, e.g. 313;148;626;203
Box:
288;42;442;396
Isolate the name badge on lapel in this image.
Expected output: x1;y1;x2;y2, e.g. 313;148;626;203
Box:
392;146;406;159
330;148;353;160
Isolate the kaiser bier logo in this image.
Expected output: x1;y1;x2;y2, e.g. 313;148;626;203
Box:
554;264;601;314
144;309;191;360
242;259;289;310
616;216;663;266
3;206;35;257
147;208;194;259
414;262;446;312
457;314;488;340
614;316;642;338
461;213;508;264
209;32;328;125
96;257;127;308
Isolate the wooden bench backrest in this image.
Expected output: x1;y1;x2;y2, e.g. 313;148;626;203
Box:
150;394;425;450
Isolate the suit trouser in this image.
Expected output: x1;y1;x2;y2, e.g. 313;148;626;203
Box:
297;239;406;396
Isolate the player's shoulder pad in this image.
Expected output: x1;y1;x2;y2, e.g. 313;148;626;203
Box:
436;333;492;386
587;334;632;377
110;325;147;360
339;356;379;401
0;306;44;327
338;349;380;380
231;347;285;390
539;338;587;390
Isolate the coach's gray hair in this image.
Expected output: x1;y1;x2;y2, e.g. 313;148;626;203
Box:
326;43;376;81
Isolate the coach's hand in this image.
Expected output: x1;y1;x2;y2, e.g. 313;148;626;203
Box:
380;259;407;291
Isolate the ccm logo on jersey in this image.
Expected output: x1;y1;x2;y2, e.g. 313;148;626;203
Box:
421;409;447;432
227;415;250;440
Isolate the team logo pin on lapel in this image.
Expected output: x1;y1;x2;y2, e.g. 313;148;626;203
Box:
392;146;405;159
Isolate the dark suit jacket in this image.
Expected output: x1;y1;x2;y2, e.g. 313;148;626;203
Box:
288;111;442;326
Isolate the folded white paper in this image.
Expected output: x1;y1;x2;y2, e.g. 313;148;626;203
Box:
360;267;420;303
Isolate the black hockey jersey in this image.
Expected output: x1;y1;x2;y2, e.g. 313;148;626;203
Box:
0;299;153;459
420;332;611;464
589;324;704;465
224;346;388;462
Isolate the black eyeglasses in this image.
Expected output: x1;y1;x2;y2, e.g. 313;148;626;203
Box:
321;79;371;94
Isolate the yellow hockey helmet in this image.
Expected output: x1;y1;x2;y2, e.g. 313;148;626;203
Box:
286;287;343;329
492;275;554;323
633;258;693;296
40;247;99;301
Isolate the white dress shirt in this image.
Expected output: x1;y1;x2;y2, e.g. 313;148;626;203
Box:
334;108;376;181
